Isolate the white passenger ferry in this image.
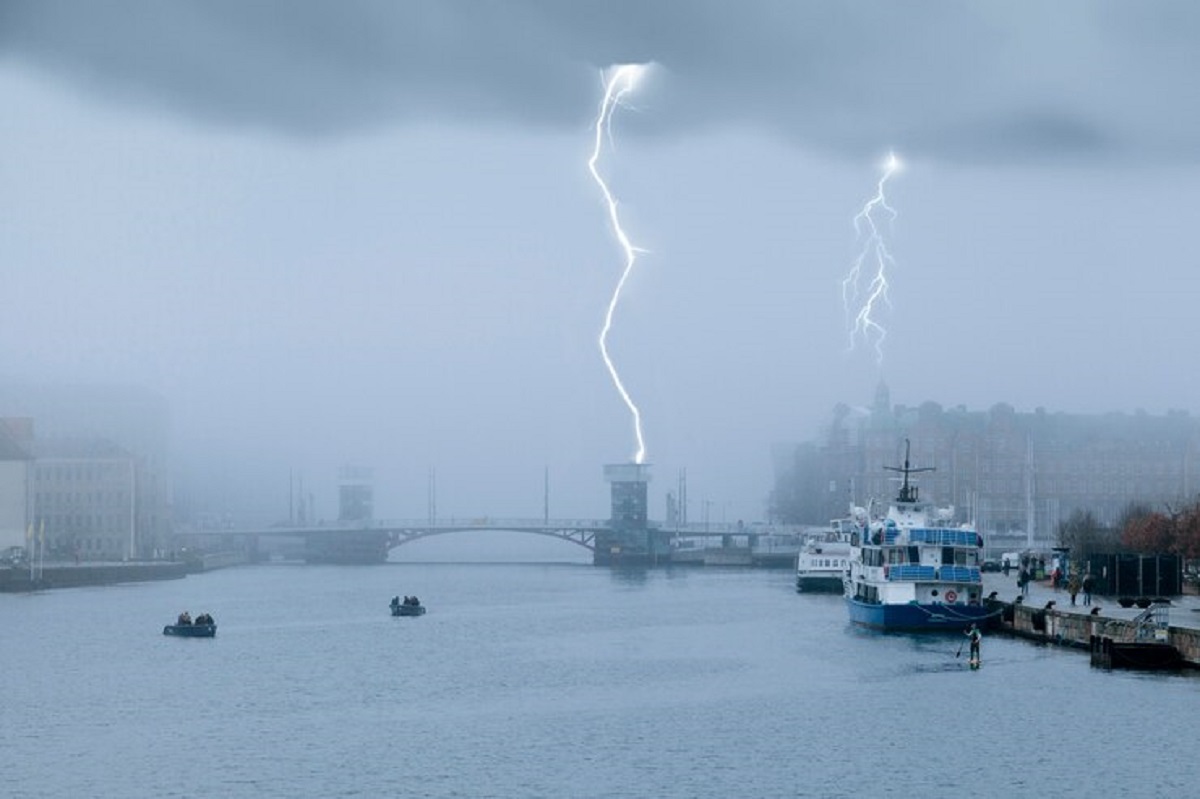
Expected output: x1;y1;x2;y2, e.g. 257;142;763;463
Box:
844;442;993;631
795;521;852;593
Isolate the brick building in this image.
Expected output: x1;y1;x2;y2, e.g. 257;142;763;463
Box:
773;383;1200;547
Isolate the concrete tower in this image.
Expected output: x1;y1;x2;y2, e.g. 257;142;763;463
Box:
595;463;669;566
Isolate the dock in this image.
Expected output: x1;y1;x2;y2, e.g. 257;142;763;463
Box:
984;573;1200;668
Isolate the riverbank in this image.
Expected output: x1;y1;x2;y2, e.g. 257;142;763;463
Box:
986;575;1200;668
0;561;191;592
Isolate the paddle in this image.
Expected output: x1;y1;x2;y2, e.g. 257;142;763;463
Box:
955;639;964;659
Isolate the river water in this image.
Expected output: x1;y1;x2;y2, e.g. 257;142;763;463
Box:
3;559;1198;798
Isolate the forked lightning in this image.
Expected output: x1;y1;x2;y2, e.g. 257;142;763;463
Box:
588;64;649;464
843;151;902;364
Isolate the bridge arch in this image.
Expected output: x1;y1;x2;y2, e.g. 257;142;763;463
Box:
384;525;599;553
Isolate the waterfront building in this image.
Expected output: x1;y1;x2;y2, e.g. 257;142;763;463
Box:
0;419;33;553
0;384;171;558
773;383;1200;547
31;437;138;561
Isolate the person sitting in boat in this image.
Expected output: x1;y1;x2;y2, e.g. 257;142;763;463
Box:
390;596;401;610
177;611;192;625
964;623;982;661
409;596;420;606
195;613;213;625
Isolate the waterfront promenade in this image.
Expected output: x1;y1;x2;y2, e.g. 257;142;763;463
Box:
984;570;1200;629
983;570;1200;666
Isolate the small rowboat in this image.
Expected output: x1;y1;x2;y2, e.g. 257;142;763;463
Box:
163;623;217;637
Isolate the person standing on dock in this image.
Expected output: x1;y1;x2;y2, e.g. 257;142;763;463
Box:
1068;573;1081;606
1082;573;1094;606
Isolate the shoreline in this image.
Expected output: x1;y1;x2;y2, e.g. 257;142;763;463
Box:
988;594;1200;669
0;561;190;592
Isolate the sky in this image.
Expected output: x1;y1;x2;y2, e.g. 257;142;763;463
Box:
3;1;1200;527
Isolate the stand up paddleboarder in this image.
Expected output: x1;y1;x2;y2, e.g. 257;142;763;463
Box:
964;623;983;667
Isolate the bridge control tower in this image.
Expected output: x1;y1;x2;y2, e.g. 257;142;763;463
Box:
596;463;670;566
338;466;374;522
305;466;387;564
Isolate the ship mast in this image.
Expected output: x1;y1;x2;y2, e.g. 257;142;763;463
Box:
883;439;935;503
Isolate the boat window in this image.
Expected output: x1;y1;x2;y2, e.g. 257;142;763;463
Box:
941;546;954;565
908;546;919;563
955;550;968;566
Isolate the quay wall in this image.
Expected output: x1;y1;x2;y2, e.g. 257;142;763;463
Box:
0;562;189;592
997;601;1200;667
193;551;251;572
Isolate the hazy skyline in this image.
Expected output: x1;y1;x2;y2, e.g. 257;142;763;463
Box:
4;2;1200;524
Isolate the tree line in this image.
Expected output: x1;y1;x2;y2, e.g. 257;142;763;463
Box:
1057;500;1200;560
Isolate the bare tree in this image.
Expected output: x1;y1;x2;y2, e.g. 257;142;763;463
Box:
1057;508;1120;559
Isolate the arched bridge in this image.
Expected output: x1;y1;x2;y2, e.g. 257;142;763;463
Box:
176;518;769;566
377;518;611;552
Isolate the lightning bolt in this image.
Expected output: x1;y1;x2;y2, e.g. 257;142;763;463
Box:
588;64;648;465
843;151;902;364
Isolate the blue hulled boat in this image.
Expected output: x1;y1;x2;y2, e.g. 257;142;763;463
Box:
845;442;994;632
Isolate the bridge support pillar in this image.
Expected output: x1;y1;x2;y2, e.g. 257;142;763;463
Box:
593;527;672;567
304;530;389;564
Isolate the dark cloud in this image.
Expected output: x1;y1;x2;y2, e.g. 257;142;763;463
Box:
2;0;1197;162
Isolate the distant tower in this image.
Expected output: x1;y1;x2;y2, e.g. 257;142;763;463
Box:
873;381;891;415
338;466;374;522
605;463;651;528
595;463;669;566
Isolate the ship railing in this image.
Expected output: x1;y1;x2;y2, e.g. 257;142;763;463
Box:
879;529;978;546
883;565;981;582
907;529;980;546
885;564;936;581
938;565;981;582
1132;601;1171;642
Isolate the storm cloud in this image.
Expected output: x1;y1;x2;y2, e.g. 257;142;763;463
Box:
3;0;1199;162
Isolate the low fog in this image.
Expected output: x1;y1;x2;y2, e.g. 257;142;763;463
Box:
3;2;1200;525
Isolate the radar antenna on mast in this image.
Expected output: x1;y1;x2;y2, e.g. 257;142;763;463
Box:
883;439;935;503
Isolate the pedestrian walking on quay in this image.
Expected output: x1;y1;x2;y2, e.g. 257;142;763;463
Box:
1068;573;1080;606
